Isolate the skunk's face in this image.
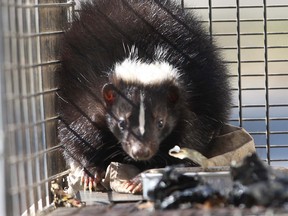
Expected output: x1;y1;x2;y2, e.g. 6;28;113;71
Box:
102;83;180;161
101;49;183;161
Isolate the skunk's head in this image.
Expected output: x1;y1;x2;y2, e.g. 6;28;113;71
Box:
102;47;183;161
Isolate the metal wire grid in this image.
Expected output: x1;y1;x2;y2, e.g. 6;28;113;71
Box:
0;0;287;215
184;0;288;167
0;0;73;215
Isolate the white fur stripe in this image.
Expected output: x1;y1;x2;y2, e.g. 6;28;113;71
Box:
114;59;180;85
139;92;145;136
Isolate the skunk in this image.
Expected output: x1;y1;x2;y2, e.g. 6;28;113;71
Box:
57;0;231;182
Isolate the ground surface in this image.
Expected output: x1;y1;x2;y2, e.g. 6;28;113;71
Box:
45;191;288;216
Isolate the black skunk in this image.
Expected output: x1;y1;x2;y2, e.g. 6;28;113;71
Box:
57;0;231;180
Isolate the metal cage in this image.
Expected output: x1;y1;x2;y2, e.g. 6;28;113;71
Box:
0;0;287;215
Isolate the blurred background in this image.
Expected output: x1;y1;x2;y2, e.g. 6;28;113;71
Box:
0;0;287;215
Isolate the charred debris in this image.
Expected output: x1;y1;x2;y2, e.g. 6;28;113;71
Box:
149;153;288;210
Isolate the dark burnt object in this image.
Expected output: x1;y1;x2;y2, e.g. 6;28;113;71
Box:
150;154;288;210
149;166;225;209
229;153;288;208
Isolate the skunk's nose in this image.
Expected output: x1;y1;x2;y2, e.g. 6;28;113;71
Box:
131;145;152;161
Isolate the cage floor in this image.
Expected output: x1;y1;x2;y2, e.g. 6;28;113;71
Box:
45;191;288;216
45;203;288;216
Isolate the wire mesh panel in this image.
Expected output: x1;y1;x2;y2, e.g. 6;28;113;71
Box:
184;0;288;167
0;0;287;215
0;0;73;215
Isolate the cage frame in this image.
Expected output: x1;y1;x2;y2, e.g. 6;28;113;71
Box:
0;0;287;215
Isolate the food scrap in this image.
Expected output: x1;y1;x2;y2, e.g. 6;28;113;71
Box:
169;145;208;167
50;179;86;208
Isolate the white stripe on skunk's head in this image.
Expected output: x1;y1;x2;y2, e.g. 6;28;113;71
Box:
113;46;180;85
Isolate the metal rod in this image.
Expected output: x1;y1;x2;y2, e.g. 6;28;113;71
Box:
263;0;271;165
236;0;242;127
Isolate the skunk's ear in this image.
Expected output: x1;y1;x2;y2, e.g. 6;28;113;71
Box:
102;83;116;106
167;85;179;104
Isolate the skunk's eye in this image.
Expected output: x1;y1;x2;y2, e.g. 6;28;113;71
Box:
118;118;127;131
157;119;164;129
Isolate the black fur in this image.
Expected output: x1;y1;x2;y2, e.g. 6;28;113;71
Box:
57;0;231;174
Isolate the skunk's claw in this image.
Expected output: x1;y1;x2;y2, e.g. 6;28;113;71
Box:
122;175;143;194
